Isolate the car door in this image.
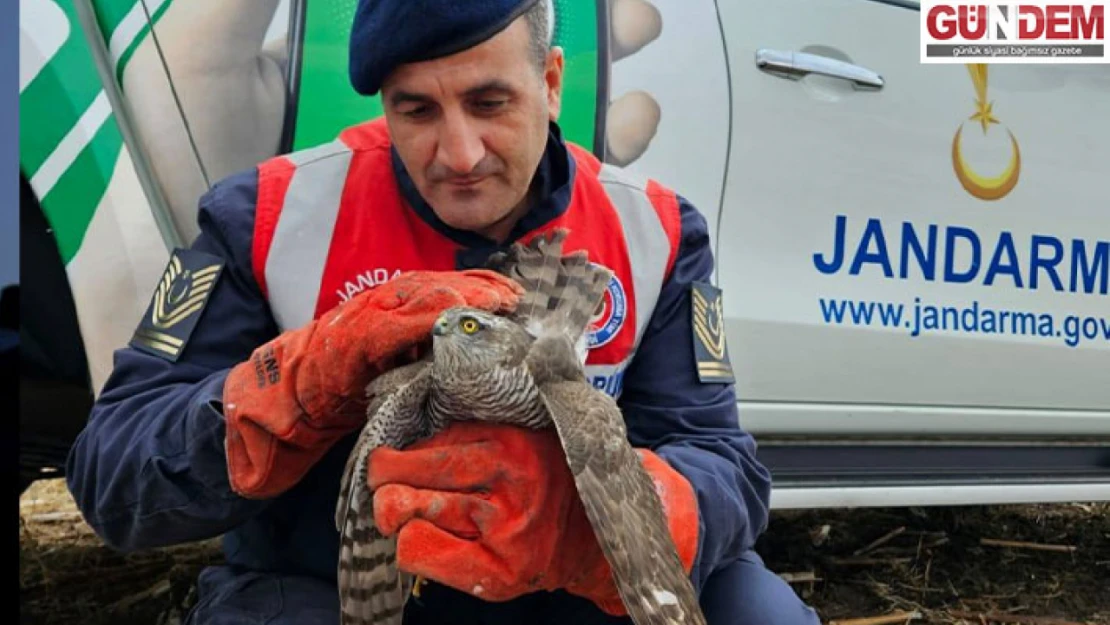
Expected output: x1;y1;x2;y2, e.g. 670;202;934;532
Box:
709;0;1110;438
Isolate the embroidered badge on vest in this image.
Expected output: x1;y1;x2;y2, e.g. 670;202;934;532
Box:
690;281;735;384
129;248;224;362
586;266;628;348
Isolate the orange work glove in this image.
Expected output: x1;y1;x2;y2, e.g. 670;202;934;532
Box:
222;270;522;499
367;421;700;615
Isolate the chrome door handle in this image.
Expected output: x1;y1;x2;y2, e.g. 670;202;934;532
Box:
755;49;884;90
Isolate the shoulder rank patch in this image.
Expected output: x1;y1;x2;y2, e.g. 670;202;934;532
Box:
690;281;734;384
129;248;225;362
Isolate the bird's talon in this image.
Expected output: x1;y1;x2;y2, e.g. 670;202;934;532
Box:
412;575;428;598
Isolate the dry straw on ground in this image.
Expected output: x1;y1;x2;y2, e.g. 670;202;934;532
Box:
19;479;1110;625
761;502;1109;625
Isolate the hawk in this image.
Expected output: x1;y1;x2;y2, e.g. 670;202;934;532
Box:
334;228;707;625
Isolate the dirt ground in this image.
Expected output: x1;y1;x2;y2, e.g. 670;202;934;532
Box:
19;478;1110;625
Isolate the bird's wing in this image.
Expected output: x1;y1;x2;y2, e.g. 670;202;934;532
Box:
499;226;701;623
535;379;708;625
336;359;433;625
335;357;432;530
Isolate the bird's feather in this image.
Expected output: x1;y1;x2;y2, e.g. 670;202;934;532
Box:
533;373;707;625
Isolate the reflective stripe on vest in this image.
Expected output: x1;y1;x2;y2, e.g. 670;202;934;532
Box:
594;162;673;356
260;137;355;331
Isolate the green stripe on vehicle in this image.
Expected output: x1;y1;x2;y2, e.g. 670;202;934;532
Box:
19;0;109;178
39;117;125;264
111;0;173;82
291;0;381;151
90;0;140;40
550;0;599;153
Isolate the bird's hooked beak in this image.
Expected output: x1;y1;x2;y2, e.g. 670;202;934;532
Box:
432;315;450;337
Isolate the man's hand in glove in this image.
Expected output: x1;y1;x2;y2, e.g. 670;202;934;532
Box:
222;270;523;499
367;421;700;615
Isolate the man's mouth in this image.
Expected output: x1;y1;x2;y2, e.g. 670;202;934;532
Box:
447;176;486;188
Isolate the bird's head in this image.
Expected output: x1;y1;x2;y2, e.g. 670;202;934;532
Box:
431;307;532;370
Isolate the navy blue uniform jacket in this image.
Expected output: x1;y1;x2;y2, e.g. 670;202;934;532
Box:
66;123;773;603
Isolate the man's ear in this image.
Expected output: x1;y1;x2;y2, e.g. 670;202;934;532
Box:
544;46;565;121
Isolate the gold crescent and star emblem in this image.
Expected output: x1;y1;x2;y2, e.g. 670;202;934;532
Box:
693;288;726;361
951;64;1021;201
151;256;221;329
130;249;224;361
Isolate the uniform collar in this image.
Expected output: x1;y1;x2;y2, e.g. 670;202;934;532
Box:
391;121;576;267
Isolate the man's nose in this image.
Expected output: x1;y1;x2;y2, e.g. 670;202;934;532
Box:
435;114;485;175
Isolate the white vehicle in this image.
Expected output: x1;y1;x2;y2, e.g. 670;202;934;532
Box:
18;0;1110;505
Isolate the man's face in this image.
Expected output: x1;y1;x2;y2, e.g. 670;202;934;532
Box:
381;17;564;240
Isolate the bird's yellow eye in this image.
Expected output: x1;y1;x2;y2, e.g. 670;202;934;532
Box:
459;318;480;335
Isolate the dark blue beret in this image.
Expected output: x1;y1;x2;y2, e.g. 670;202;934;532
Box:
349;0;542;96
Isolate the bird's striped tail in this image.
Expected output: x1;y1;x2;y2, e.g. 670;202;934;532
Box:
337;511;408;625
486;228;612;344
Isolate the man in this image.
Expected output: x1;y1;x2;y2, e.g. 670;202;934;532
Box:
66;0;821;623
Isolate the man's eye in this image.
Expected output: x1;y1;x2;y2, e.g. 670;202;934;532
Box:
402;105;431;119
475;100;506;112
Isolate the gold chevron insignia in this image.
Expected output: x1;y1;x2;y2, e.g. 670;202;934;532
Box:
690;282;734;384
129;248;225;362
